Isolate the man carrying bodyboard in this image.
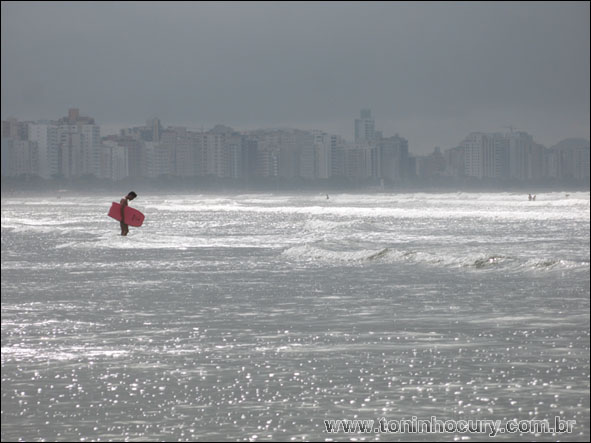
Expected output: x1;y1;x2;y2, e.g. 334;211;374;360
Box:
119;191;137;236
107;191;144;234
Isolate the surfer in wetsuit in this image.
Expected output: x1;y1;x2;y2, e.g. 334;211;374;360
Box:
120;191;137;236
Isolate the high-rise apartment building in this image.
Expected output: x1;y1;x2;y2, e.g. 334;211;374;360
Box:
312;131;332;180
354;109;375;144
28;123;59;179
0;138;39;177
547;140;591;182
147;118;163;142
507;131;546;181
379;134;408;182
461;132;508;179
100;140;128;181
56;109;100;177
2;118;29;140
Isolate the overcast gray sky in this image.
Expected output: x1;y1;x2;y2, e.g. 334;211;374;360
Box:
2;1;589;153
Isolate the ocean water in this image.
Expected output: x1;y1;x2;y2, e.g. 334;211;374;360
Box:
1;191;589;441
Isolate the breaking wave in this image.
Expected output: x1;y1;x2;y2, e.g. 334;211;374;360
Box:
281;244;588;272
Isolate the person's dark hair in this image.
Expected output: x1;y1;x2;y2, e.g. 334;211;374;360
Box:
128;191;137;199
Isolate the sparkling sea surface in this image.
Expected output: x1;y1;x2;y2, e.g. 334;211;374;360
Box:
1;191;590;441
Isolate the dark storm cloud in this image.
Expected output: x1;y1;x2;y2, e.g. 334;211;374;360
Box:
2;1;589;152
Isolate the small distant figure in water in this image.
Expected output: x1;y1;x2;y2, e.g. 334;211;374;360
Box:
326;194;330;200
528;194;532;201
120;191;137;236
533;195;536;201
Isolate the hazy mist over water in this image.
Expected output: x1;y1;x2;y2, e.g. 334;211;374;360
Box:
1;192;589;440
1;2;589;151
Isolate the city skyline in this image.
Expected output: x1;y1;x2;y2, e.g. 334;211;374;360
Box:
4;108;590;154
3;104;589;155
2;107;589;187
2;2;589;154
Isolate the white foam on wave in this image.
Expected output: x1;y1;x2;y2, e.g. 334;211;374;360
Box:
282;244;385;262
521;257;590;270
3;192;589;236
143;199;589;222
55;230;304;251
3;193;589;268
281;243;588;272
302;218;360;232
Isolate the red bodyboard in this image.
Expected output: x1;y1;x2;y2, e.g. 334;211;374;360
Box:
108;202;145;227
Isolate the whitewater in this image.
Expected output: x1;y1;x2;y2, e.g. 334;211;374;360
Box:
1;191;589;441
